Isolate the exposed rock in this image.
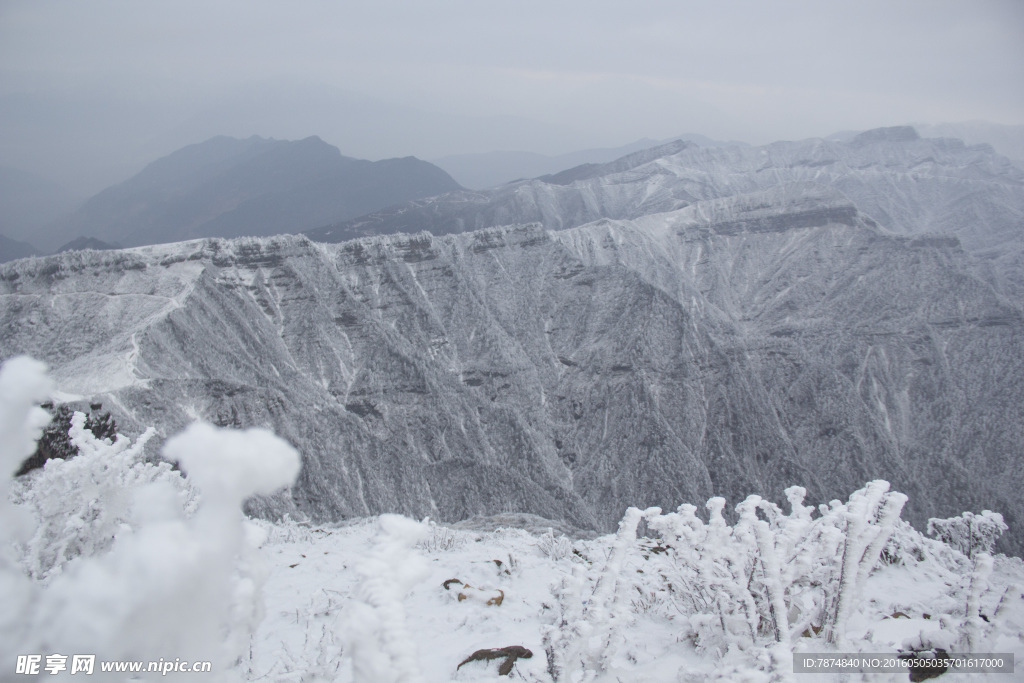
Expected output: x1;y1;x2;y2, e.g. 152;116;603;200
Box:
457;645;533;676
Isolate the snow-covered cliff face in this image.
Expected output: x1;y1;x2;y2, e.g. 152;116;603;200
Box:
311;127;1024;297
3;182;1023;551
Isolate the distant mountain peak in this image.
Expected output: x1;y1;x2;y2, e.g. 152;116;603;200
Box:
56;236;119;253
41;136;461;250
851;126;920;146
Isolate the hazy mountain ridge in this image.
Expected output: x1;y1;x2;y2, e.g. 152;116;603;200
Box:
430;134;745;190
44;135;461;252
4;181;1023;551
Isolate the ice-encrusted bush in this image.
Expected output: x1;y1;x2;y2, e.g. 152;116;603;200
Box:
881;512;1020;655
544;483;909;680
820;481;908;645
928;510;1008;559
0;356;300;680
879;518;973;577
537;528;575;562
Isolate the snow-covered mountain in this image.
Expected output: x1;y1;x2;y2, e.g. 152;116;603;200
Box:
3;168;1023;552
311;126;1024;298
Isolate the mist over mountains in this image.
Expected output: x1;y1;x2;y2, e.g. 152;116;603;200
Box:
2;127;1023;552
913;121;1024;167
2;120;1020;255
0;79;596;199
0;166;81;251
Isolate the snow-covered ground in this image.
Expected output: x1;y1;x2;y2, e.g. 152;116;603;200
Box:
245;517;1024;682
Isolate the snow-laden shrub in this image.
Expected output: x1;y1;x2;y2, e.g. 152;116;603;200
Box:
0;356;52;659
882;512;1020;654
928;510;1008;559
0;356;300;681
543;506;662;681
417;519;465;553
11;411;196;581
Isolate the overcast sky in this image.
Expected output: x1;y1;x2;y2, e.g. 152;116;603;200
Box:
1;0;1022;191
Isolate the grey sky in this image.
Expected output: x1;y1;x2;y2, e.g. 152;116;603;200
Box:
1;0;1022;193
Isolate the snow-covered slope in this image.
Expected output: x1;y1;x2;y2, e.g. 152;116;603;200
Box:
3;184;1023;552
